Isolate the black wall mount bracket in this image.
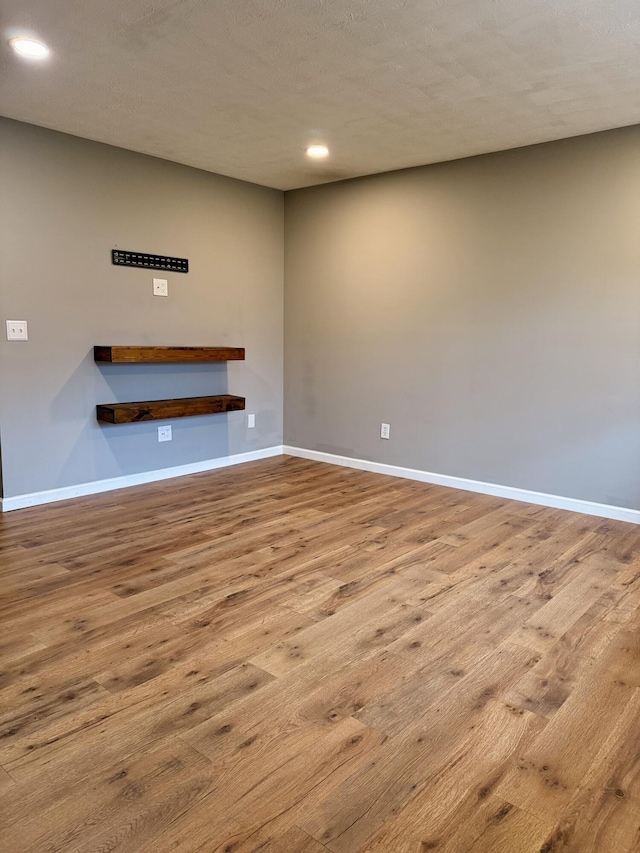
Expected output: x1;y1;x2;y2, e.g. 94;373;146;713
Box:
112;250;189;273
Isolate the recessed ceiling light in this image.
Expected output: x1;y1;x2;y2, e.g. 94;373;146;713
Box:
9;37;50;59
306;145;329;159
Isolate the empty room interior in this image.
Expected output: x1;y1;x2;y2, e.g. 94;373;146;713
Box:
2;2;640;851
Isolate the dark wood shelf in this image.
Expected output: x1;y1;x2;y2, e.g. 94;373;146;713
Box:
96;395;245;424
94;346;245;363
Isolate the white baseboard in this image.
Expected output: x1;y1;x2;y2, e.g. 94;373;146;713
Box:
283;445;640;525
4;443;638;525
0;446;284;512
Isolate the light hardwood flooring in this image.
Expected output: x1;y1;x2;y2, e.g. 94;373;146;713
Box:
1;455;640;852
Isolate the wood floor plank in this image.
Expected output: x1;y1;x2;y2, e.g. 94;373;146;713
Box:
509;553;622;653
262;826;330;852
297;642;543;852
157;718;383;853
502;598;631;719
182;649;405;763
358;701;549;852
0;764;15;791
249;579;424;676
441;798;551;853
0;455;638;852
535;688;640;852
495;662;638;822
1;738;212;852
2;661;274;781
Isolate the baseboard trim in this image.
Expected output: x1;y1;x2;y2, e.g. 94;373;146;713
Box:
4;443;638;524
283;445;640;525
0;446;284;512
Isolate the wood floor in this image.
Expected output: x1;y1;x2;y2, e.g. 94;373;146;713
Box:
1;456;640;852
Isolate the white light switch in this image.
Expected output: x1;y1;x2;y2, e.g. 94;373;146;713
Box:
153;278;168;297
247;413;256;428
6;320;28;340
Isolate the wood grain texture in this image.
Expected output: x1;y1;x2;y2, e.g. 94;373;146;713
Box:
96;394;245;423
94;345;245;362
1;455;639;852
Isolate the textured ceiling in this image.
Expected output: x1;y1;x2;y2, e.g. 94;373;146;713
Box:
2;0;640;190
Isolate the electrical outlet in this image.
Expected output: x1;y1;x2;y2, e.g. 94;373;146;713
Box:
380;422;390;440
6;320;28;340
247;413;256;428
158;425;172;442
153;278;168;297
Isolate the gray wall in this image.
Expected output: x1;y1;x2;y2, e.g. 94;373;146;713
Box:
0;119;284;498
3;119;639;510
284;127;640;510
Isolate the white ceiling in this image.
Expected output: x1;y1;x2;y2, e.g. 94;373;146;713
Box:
2;0;640;190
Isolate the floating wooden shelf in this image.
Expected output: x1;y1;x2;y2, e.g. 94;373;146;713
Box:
96;395;245;424
94;345;245;363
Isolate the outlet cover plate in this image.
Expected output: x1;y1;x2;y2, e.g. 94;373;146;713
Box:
153;278;168;297
158;425;172;442
6;320;28;340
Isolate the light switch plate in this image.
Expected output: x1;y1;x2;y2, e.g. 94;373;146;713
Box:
247;414;256;428
153;278;168;297
6;320;28;340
